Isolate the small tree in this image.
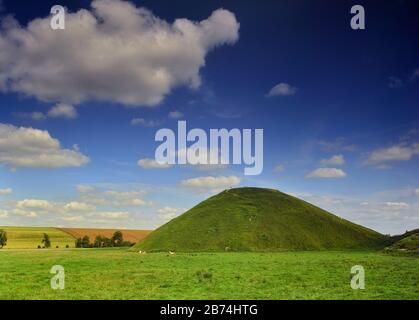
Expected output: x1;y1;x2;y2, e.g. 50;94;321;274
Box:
75;238;82;248
94;235;105;248
0;229;7;248
111;231;123;247
41;233;51;248
81;235;90;248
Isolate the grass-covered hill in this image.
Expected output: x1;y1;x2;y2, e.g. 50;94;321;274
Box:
385;231;419;255
134;187;389;252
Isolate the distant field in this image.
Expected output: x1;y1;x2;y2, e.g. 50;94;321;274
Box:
0;227;152;249
60;228;151;244
0;249;417;299
0;227;75;249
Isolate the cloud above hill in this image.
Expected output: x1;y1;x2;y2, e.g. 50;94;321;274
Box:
306;168;347;179
180;175;241;193
364;143;419;165
0;123;89;169
266;82;297;97
320;154;345;166
0;0;239;107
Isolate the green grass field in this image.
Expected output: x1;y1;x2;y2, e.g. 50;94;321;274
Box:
0;227;75;249
0;248;417;299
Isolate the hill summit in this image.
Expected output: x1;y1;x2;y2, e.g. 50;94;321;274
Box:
135;187;388;252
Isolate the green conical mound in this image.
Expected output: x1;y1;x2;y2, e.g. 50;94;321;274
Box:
135;187;388;252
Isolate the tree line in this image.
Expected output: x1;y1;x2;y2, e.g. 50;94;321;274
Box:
75;231;135;248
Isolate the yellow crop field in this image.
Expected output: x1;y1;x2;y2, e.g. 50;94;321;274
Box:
0;227;75;249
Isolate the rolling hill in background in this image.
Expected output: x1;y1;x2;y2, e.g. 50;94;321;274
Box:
60;228;151;244
134;187;390;252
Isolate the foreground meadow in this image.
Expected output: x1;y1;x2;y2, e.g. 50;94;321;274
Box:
0;248;417;300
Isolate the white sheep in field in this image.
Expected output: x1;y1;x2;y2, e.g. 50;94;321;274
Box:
169;251;175;255
138;250;146;254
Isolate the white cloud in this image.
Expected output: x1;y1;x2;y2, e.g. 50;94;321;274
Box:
266;83;297;97
82;190;146;207
384;202;410;210
168;111;184;119
317;138;356;152
0;123;89;169
131;118;161;127
76;185;95;193
138;158;171;169
14;111;47;121
95;211;129;219
0;188;12;195
64;201;95;212
306;168;347;179
62;215;85;222
14;104;77;121
13;209;38;218
158;206;183;220
47;103;78;119
0;0;239;107
16;199;53;211
365;143;419;165
415;189;419;197
320;154;345;166
180;175;241;191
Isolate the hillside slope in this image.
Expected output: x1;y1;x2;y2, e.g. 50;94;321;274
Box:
385;232;419;255
135;188;388;252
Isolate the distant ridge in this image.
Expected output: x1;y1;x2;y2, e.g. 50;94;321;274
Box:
134;187;389;252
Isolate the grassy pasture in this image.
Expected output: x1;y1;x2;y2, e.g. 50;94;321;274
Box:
0;248;417;300
0;227;75;249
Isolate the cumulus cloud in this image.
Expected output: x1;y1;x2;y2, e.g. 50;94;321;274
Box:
0;123;89;168
266;83;297;97
80;190;147;207
14;111;46;121
0;0;239;107
16;199;53;210
180;175;241;192
365;143;419;165
0;188;12;195
95;211;129;219
64;201;95;212
320;154;345;166
138;158;171;169
158;206;183;221
47;103;78;119
317;138;356;152
306;168;347;179
131;118;161;127
76;185;95;193
13;104;77;121
384;202;410;210
168;111;184;119
62;215;85;222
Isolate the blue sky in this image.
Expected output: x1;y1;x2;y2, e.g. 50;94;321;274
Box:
0;0;418;234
